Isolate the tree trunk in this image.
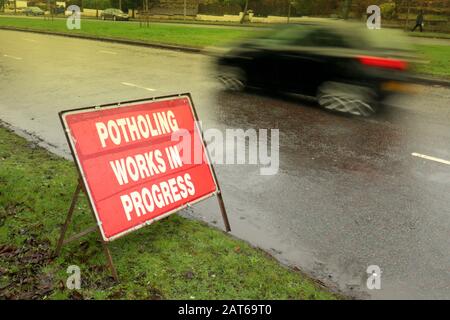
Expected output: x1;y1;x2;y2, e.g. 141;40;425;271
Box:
287;1;291;23
342;0;352;20
239;0;249;24
405;0;411;30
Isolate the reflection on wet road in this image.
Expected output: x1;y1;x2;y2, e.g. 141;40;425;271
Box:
196;88;450;299
1;29;449;299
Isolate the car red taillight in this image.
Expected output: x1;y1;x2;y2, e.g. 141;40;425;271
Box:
358;56;408;71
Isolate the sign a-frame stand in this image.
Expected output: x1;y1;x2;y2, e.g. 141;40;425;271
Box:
54;93;231;281
54;178;120;281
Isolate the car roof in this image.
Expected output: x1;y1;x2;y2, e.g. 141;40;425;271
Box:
253;20;412;54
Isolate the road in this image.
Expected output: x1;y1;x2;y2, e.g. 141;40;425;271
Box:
1;29;449;299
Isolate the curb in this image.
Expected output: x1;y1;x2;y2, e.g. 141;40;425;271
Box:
0;26;203;54
410;75;450;88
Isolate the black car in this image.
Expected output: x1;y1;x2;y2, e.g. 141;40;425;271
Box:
216;21;414;116
100;8;129;21
23;7;45;16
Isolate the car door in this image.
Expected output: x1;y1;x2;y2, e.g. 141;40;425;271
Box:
278;28;350;96
242;42;280;89
245;27;305;90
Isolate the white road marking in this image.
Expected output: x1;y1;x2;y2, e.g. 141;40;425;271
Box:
121;82;155;91
412;153;450;166
3;54;22;60
99;50;117;55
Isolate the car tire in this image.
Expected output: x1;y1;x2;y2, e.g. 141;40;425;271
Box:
217;66;247;92
102;15;105;20
113;16;117;21
317;81;378;117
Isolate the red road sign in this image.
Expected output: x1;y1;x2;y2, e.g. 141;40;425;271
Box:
60;94;218;241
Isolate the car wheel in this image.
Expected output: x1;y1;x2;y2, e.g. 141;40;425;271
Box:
317;81;378;117
102;15;105;20
217;67;246;91
113;16;117;21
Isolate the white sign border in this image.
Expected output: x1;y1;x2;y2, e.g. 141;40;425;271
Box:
59;93;219;242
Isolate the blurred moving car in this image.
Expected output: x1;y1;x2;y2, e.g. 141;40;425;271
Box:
23;7;45;16
100;8;129;21
216;21;414;116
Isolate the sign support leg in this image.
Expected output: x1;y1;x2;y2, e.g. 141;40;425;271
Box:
217;191;231;232
187;93;232;233
54;181;82;257
54;178;119;282
101;241;119;281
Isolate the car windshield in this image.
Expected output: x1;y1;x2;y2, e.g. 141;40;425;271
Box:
253;25;355;49
268;26;313;43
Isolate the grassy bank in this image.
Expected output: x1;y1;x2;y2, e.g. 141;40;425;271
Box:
0;16;448;79
0;16;255;47
413;44;450;79
0;124;338;300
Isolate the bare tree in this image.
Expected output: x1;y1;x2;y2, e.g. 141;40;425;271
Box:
239;0;248;24
405;0;411;30
342;0;352;19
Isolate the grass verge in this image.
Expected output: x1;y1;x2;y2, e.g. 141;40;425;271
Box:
408;32;450;40
0;124;338;300
413;44;450;79
0;16;255;47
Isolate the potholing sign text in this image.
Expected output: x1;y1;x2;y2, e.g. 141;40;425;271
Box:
60;95;218;241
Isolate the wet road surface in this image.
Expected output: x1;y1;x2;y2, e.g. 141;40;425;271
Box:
1;30;449;299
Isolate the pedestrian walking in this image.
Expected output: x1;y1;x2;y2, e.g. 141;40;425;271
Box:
412;10;424;32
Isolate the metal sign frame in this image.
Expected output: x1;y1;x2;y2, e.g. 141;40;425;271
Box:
54;93;231;281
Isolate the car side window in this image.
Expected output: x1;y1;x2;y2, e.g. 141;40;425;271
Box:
266;26;313;46
291;30;316;47
302;30;350;48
